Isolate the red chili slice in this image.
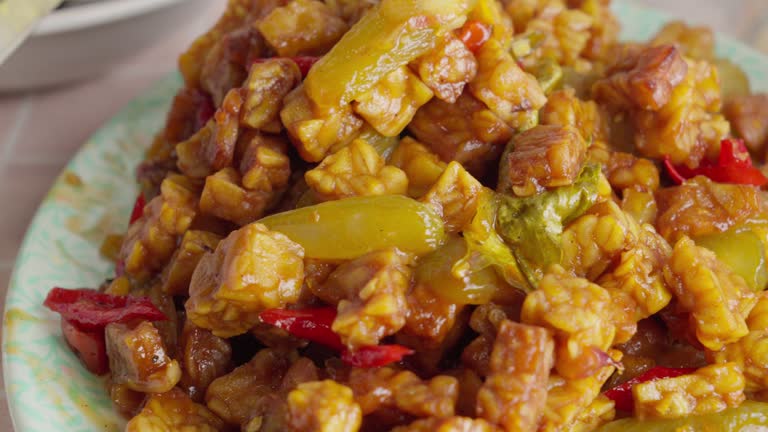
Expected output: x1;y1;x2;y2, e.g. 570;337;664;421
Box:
128;193;146;225
60;318;109;375
259;307;344;350
341;344;415;368
259;307;414;368
44;288;167;331
457;20;492;53
603;366;697;412
664;138;768;186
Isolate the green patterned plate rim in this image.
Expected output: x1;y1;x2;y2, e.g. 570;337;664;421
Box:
4;2;768;431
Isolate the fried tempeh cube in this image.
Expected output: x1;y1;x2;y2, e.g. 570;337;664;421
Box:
497;125;587;196
476;320;554;432
304;139;408;202
186;223;305;337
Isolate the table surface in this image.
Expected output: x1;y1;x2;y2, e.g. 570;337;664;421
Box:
0;0;766;429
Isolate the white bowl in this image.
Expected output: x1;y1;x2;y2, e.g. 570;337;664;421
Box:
0;0;208;91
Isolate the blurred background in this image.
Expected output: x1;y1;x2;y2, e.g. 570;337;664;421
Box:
0;0;767;427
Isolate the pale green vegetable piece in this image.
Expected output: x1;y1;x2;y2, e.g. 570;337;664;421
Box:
695;228;768;291
596;401;768;432
716;57;751;100
456;189;530;291
259;195;447;260
496;164;601;286
305;0;476;107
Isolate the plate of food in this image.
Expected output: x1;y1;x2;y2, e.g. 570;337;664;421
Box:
5;0;768;430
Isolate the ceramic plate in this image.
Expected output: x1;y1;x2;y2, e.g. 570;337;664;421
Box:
4;2;768;431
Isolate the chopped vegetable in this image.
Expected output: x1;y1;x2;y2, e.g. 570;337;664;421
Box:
341;345;415;368
128;193;145;225
457;20;491;52
664;139;768;186
44;288;167;331
715;58;751;100
695;228;768;291
259;307;413;367
496;164;602;285
415;236;504;304
259;195;447;259
456;189;529;290
305;0;475;106
259;307;344;350
603;367;696;412
60;318;109;375
596;401;768;431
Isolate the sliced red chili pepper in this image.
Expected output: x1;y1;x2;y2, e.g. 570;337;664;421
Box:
604;366;697;412
259;307;414;367
663;157;687;185
251;56;320;77
128;193;146;225
341;344;415;368
457;20;492;53
259;307;344;350
664;138;768;186
44;288;167;331
60;318;109;375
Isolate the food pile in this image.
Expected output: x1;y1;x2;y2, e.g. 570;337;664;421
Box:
42;0;768;430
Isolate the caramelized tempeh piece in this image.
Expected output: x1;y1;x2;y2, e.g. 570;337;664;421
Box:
413;33;478;104
322;248;413;349
633;363;745;419
522;265;630;378
353;66;435;137
592;45;688;111
126;388;225;432
389;137;448;198
179;321;233;402
470;38;547;127
186;223;305;337
655;176;764;242
199;167;274;226
119;175;198;279
286;380;363;432
240;58;303;130
421;161;484;233
177;88;243;178
497;125;587;196
664;236;757;351
723;94;768;155
106;321;181;393
305;139;408;202
392;416;501;432
161;230;222;296
281;85;364;162
204;348;290;427
409;92;513;177
476;320;554;432
257;0;349;56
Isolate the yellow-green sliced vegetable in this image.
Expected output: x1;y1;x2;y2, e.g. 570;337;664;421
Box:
533;57;563;95
595;401;768;432
694;228;768;291
305;0;475;107
716;57;751;100
416;236;502;304
457;189;529;291
357;125;400;160
497;164;601;286
259;195;447;260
